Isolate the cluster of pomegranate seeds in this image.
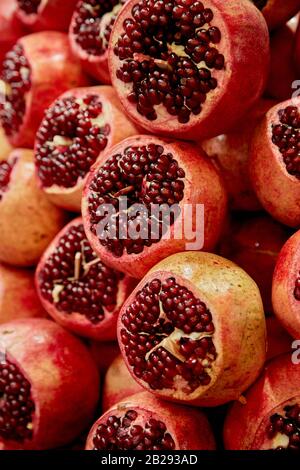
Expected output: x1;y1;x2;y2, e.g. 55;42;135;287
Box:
0;44;31;137
272;106;300;179
35;94;110;189
38;223;124;324
93;410;175;450
0;159;15;201
17;0;41;14
88;143;185;257
73;0;126;56
114;0;224;123
267;404;300;450
120;277;216;392
0;352;35;442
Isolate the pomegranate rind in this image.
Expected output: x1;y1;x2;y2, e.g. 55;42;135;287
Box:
16;0;78;32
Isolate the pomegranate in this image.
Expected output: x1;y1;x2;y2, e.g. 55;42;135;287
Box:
102;354;142;411
266;24;297;101
0;264;46;324
15;0;78;32
34;86;138;212
0;31;87;148
89;341;120;376
250;0;300;31
0;126;12;161
202;99;275;212
118;251;266;407
0;149;66;267
82;135;227;279
86;391;216;450
108;0;269;141
249;97;300;227
0;0;26;62
266;317;292;361
219;214;290;313
36;217;135;341
272;229;300;339
224;353;300;450
69;0;128;84
0;318;100;450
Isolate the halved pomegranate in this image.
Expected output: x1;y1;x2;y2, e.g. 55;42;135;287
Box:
0;318;99;450
102;354;142;411
69;0;128;84
251;0;300;30
250;97;300;227
34;86;138;211
266;317;292;361
0;0;26;62
16;0;78;32
86;391;216;450
202;99;275;212
36;217;135;341
118;251;266;407
224;354;300;450
108;0;269;141
0;263;46;324
82;135;227;279
272;229;300;339
0;32;87;148
0;149;66;267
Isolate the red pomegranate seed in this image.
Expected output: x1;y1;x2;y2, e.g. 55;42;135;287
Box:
0;352;35;442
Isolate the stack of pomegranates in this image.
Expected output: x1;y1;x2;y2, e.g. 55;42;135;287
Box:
0;0;299;452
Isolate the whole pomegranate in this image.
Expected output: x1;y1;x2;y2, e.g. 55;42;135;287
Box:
250;0;300;30
82;135;227;279
0;149;66;267
249;97;300;227
35;217;135;341
118;251;266;407
219;214;290;313
15;0;78;32
0;318;100;450
0;0;25;62
108;0;269;141
102;354;142;411
69;0;128;84
0;264;45;324
272;229;300;339
89;341;120;375
0;32;87;148
202;99;274;212
86;391;216;450
224;354;300;450
266;317;293;361
34;86;138;212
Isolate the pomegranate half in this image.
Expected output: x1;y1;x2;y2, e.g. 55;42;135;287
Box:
0;318;100;450
117;251;266;407
34;86;138;212
86;391;216;450
108;0;270;141
36;217;135;341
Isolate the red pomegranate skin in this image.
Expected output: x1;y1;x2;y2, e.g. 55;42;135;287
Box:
34;85;138;212
272;229;300;339
89;341;120;376
16;0;78;32
82;135;227;279
202;99;275;212
102;354;142;411
249;97;300;228
35;217;136;341
0;149;67;267
118;252;266;407
219;214;290;314
0;264;46;324
1;31;88;148
0;0;26;62
266;24;297;101
295;18;300;75
224;354;300;450
108;0;270;141
86;392;216;450
266;317;293;361
0;318;100;450
256;0;300;30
